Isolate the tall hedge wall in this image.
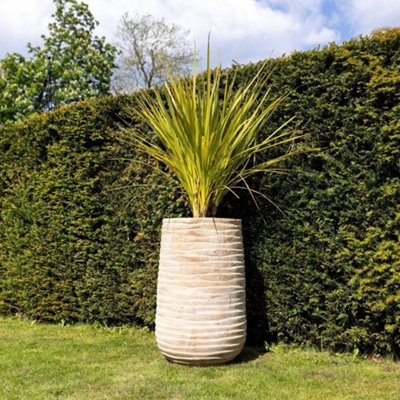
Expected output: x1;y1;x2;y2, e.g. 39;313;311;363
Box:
1;29;399;356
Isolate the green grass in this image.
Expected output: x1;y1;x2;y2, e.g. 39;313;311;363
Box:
0;316;399;400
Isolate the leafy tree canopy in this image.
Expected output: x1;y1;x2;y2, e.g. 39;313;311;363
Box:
0;0;117;124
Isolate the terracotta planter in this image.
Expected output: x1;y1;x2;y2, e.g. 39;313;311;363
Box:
155;217;246;365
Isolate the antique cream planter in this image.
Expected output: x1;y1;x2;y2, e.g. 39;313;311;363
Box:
155;217;246;365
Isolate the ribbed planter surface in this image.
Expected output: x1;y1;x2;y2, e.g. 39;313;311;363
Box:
155;217;246;366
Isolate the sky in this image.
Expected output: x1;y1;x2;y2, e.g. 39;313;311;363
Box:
0;0;400;68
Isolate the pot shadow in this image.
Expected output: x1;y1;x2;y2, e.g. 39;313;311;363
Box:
243;250;270;348
229;346;268;365
218;193;272;350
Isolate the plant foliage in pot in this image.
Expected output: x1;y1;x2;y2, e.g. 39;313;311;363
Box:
125;45;303;365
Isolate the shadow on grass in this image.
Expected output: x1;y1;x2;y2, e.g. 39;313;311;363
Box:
230;346;268;365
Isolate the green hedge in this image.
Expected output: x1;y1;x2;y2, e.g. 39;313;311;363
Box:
0;97;189;326
1;29;399;356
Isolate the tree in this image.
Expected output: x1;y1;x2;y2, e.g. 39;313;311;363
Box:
113;12;193;92
0;53;42;123
0;0;117;124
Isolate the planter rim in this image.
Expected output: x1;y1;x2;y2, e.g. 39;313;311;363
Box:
162;217;241;222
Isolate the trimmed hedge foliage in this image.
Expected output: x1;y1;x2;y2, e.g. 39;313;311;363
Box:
1;29;399;356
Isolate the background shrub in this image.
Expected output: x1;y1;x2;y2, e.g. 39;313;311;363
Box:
0;29;399;356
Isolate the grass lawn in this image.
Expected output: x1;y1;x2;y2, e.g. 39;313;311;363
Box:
0;316;399;400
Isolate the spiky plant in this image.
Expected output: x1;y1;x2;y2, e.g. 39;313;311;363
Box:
126;46;302;217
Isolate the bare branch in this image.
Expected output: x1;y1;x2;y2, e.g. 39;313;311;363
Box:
112;11;194;92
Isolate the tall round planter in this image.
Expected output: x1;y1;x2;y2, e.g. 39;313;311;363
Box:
155;217;246;366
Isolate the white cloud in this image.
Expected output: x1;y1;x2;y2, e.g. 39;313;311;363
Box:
85;0;340;67
339;0;400;34
0;0;53;56
2;0;400;68
0;0;364;67
304;27;339;45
